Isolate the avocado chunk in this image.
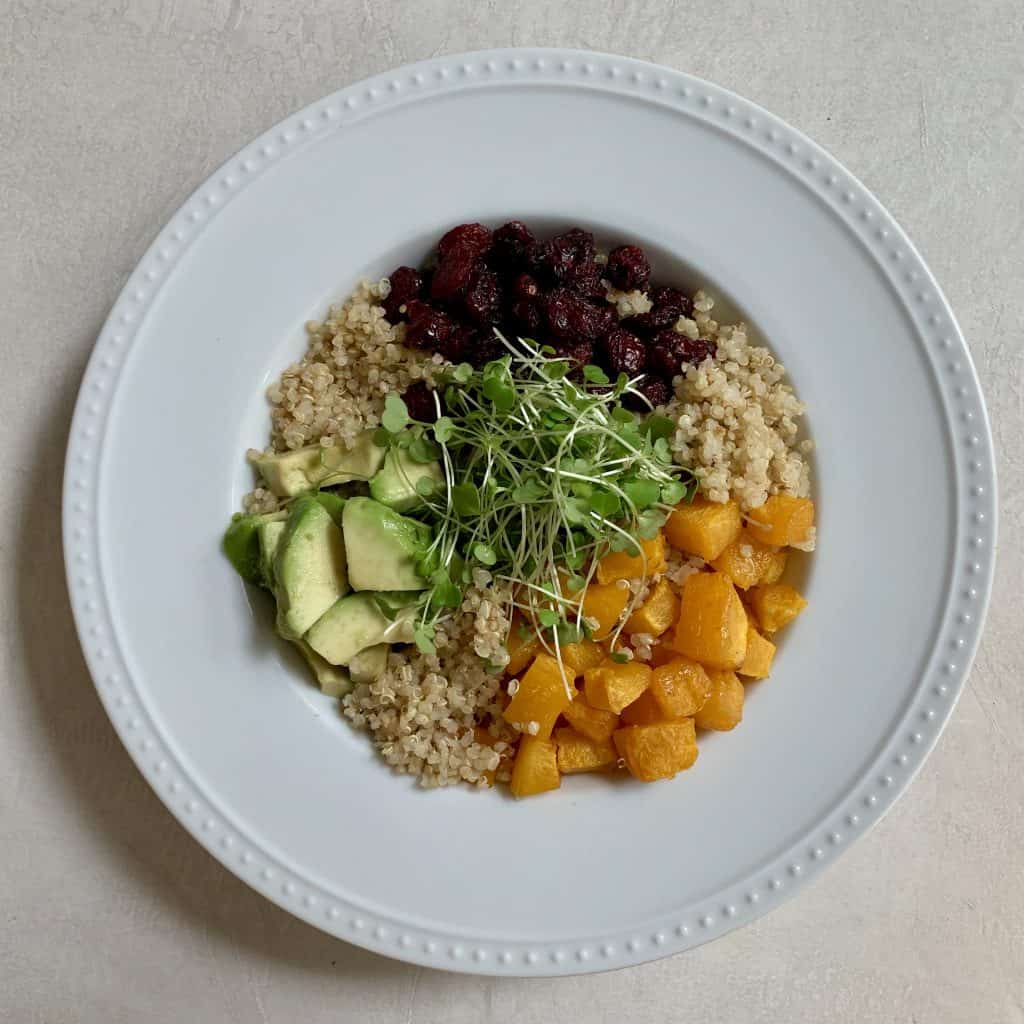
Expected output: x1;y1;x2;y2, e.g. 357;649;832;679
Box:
342;497;431;592
296;640;352;697
275;497;349;638
256;518;287;587
249;447;323;498
312;490;346;528
319;430;386;487
369;447;444;512
223;511;287;585
250;430;385;497
348;644;389;684
305;594;416;666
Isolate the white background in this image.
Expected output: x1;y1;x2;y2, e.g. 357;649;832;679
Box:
2;2;1022;1021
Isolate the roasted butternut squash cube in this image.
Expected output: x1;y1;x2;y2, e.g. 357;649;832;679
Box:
738;625;776;679
554;727;617;773
620;690;664;726
625;578;679;636
503;654;572;738
559;638;605;678
745;495;815;547
747;583;807;633
583;660;652;714
665;497;741;561
509;736;560;797
671;571;748;669
651;657;712;717
710;531;784;590
694;669;744;730
505;614;540;676
562;695;619;743
613;720;698;781
580;582;631;639
596;533;667;584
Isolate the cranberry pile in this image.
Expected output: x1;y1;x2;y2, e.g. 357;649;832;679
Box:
384;222;716;411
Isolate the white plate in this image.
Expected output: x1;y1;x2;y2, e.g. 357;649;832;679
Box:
63;49;996;976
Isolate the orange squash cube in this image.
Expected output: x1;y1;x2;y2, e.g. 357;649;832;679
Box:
596;533;667;584
562;695;619;743
745;495;815;547
620;690;665;726
710;531;785;590
580;582;631;640
694;669;744;730
583;660;652;714
738;626;776;679
554;727;617;773
505;614;540;676
503;654;572;738
613;719;698;781
509;736;560;797
625;578;679;636
651;657;712;717
665;497;741;561
558;638;605;678
671;571;748;669
747;583;807;633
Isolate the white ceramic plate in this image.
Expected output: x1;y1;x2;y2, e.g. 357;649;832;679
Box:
63;49;996;976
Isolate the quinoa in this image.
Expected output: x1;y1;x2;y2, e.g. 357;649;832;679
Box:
664;290;813;513
340;585;517;789
265;279;444;454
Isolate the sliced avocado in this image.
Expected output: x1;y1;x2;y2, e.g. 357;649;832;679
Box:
296;640;352;697
348;644;389;684
342;497;431;592
223;511;287;585
275;497;349;638
369;447;444;512
312;490;346;528
319;430;386;487
305;593;416;666
256;518;287;587
249;446;323;497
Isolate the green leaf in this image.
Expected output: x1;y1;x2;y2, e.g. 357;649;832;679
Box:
473;543;497;566
413;625;436;655
564;547;587;571
483;377;515;412
659;480;687;506
381;394;409;433
589;488;621;518
637;509;667;539
433;416;455;443
609;650;631;664
452;363;473;383
511;478;545;503
610;406;635;425
583;364;610;385
408;435;440;464
645;414;676;441
373;427;392;448
451;482;481;516
542;360;569;381
554;621;583;646
563;496;591;526
416;476;440;497
537;608;559;628
623;479;661;508
565;574;586;594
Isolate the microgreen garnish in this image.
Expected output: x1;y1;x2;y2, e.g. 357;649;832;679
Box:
389;334;696;659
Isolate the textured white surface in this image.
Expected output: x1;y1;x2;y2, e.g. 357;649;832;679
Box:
1;0;1022;1019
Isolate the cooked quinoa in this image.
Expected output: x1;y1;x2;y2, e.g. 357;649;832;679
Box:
340;585;517;788
663;290;813;514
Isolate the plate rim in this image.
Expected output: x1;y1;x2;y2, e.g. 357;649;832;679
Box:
62;47;998;976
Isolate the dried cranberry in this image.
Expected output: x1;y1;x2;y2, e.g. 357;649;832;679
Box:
602;327;647;376
649;330;716;377
491;220;536;272
402;380;440;422
467;330;507;367
545;288;615;343
437;222;493;260
624;286;694;336
509;298;545;336
430;252;478;302
564;258;605;298
404;300;455;352
513;273;541;300
463;267;503;327
382;266;424;323
606;245;651;291
554;339;595;376
624;376;672;411
545;228;596;281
